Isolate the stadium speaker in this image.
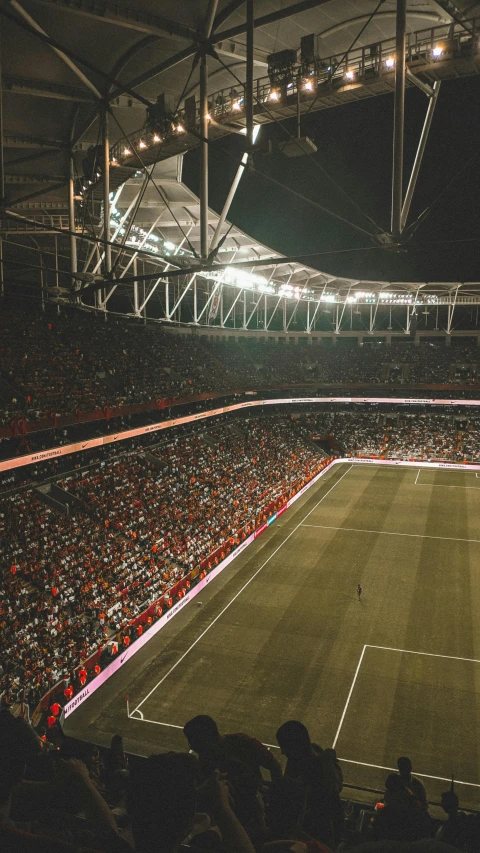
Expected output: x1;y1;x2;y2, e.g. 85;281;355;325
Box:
184;96;196;129
300;34;315;65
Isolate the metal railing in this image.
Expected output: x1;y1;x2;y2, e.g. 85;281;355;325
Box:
109;17;480;164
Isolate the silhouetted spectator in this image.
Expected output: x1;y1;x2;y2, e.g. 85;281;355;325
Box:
184;714;282;786
275;721;342;847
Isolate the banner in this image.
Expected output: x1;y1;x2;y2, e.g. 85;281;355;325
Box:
3;396;480;473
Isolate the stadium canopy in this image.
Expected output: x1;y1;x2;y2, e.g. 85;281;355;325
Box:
1;0;480;317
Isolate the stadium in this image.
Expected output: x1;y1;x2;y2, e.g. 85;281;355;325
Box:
1;1;480;851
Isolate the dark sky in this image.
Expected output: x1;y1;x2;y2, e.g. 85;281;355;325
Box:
184;74;480;283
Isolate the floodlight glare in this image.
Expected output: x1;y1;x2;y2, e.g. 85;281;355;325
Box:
153;134;161;143
232;100;241;111
345;70;355;80
138;140;146;149
303;80;313;91
269;89;279;101
123;147;132;156
176;123;185;133
385;57;395;68
432;45;443;57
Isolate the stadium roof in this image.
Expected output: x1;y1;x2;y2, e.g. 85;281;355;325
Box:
2;0;480;309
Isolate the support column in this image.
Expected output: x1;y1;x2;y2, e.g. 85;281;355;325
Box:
102;108;111;275
391;0;406;238
0;23;4;206
133;257;139;316
401;80;441;231
0;237;3;297
246;0;254;153
199;55;209;258
68;150;77;280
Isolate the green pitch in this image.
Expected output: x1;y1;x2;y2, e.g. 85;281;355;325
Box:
66;463;480;809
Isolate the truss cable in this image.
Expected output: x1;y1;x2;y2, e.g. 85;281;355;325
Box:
303;0;387;121
404;147;480;236
213;52;381;236
210;141;376;241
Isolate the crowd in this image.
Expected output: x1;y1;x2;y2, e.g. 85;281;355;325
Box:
1;706;479;853
296;410;480;463
2;305;480;430
0;416;325;709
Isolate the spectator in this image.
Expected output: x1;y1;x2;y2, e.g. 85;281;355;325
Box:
397;756;427;809
275;721;343;847
184;714;282;785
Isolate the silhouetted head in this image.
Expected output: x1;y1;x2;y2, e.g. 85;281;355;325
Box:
440;789;459;815
183;714;220;754
397;756;412;778
275;721;311;759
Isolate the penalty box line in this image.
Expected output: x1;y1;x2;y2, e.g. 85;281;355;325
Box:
129;464;354;717
301;523;480;545
333;644;480;788
415;468;480;490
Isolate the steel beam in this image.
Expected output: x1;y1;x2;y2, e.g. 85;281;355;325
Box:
102;109;111;275
405;68;434;98
9;0;103;100
245;0;254;154
0;24;4;205
68;150;77;279
199;53;209;259
213;0;246;31
400;80;441;231
3;75;94;101
391;0;407;238
200;0;219;259
223;287;244;325
28;0;199;41
4;134;66;149
168;274;196;319
214;0;335;42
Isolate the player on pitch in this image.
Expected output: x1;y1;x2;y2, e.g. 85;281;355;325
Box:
357;583;362;601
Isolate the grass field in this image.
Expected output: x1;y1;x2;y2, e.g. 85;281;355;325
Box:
65;462;480;809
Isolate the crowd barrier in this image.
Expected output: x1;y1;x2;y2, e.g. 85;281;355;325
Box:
3;394;480;473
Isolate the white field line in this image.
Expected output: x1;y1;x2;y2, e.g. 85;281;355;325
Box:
332;645;367;749
301;523;480;545
128;715;280;749
130;464;354;716
416;483;480;490
366;644;480;664
415;468;420;485
338;758;480;789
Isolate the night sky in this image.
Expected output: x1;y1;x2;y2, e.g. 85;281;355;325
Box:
184;74;480;283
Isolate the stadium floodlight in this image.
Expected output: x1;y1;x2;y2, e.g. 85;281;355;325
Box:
303;79;313;91
232;100;242;111
153;134;161;143
345;70;355;81
239;125;261;142
123;147;132;156
269;90;280;101
432;45;444;57
385;57;395;68
321;293;336;303
138;140;146;149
